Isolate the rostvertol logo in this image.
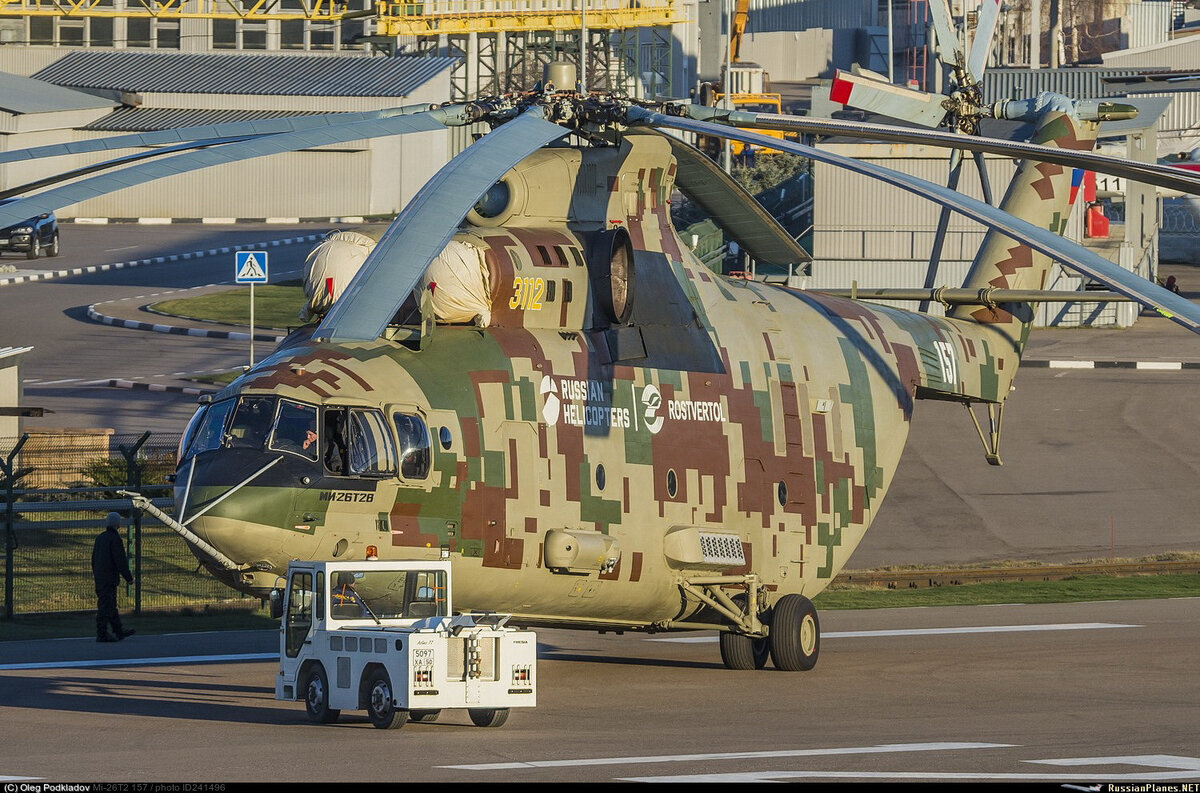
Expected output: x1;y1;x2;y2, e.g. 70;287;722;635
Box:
641;384;664;434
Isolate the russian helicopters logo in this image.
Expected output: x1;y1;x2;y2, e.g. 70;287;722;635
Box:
540;375;561;425
640;384;665;434
541;375;630;429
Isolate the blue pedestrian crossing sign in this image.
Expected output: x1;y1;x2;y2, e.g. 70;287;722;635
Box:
235;251;269;283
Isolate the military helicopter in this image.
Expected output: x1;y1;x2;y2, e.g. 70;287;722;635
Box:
3;60;1200;674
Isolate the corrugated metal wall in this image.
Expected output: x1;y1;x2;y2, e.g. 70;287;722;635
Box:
49;74;453;219
747;0;876;33
982;67;1143;103
1127;1;1173;51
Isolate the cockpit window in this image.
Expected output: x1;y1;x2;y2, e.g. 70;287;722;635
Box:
228;396;277;449
182;399;235;461
269;399;319;460
348;409;397;476
393;413;431;480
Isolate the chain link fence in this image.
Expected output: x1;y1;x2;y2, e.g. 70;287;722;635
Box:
1;430;259;618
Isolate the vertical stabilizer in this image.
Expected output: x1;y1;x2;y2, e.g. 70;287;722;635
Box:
948;96;1099;358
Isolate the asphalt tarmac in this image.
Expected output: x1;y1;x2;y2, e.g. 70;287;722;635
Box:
1;597;1197;783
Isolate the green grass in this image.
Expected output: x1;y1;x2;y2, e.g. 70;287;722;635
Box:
150;280;305;330
813;573;1200;610
0;606;278;642
4;573;1196;642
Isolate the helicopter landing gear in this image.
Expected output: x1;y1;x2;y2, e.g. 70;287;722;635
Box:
767;594;820;671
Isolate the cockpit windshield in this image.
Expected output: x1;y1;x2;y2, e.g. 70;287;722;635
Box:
228;396;277;449
269;399;320;460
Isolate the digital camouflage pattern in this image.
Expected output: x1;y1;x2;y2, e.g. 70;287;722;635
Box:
174;109;1097;637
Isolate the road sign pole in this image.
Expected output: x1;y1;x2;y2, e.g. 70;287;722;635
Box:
235;250;268;368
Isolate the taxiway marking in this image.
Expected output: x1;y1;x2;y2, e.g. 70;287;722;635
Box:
0;653;276;671
438;742;1016;771
652;622;1140;642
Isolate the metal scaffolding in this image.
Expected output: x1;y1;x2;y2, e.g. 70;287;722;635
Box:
0;0;687;99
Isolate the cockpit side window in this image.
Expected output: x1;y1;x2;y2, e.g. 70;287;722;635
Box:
392;413;431;480
347;409;397;476
269;399;319;461
182;399;235;461
228;396;277;450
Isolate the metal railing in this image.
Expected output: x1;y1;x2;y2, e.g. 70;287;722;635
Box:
1;431;254;618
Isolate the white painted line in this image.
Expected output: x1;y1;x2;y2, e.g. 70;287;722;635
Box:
619;770;1199;783
651;623;1140;643
1136;361;1183;370
438;742;1017;771
0;652;276;671
1048;360;1095;369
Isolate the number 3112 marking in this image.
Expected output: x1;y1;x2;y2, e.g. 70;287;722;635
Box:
509;277;546;311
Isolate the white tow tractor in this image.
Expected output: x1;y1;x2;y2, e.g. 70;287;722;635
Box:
272;558;537;729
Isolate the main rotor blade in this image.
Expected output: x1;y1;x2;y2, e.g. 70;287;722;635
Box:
0;104;434;166
967;0;1002;83
315;108;568;343
685;108;1200;196
625;128;810;266
830;70;948;128
0;107;464;230
635;110;1200;334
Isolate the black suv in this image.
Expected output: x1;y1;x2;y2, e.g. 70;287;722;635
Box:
0;198;60;259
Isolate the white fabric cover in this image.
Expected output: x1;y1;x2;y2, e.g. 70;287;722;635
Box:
300;230;379;321
418;239;492;326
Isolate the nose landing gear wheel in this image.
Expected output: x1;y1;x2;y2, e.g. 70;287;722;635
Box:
768;594;820;671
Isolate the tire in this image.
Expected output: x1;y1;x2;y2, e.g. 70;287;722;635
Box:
409;709;441;723
768;594;820;672
25;237;39;260
468;707;510;728
365;669;407;730
303;664;340;724
718;592;769;670
719;631;770;670
47;233;59;258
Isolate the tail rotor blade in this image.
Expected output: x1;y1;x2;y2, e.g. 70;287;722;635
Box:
830;70;949;128
927;0;961;66
973;149;994;206
967;0;1002;82
920;148;965;313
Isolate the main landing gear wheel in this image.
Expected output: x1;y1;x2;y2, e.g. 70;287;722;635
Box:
409;709;441;723
303;664;340;724
768;594;820;671
468;708;510;728
719;593;769;670
719;631;770;670
365;669;407;730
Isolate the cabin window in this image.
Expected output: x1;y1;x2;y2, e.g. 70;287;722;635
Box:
228;396;277;450
393;413;431;480
182;398;236;460
666;469;678;498
438;426;453;451
269;399;320;461
348;410;397;477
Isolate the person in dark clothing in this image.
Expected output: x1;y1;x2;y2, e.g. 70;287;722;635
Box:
92;511;135;643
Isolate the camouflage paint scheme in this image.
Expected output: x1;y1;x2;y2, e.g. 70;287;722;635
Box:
176;109;1096;633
